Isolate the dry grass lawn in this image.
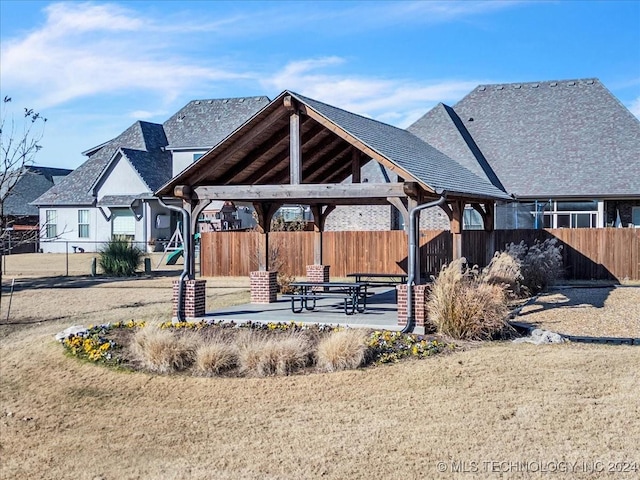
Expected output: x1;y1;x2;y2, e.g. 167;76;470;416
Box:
1;254;639;479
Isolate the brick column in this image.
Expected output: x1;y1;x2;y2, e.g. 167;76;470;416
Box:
250;271;278;303
396;284;431;329
173;279;206;320
306;264;330;292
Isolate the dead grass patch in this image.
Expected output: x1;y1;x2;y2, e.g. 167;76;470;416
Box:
316;328;368;372
131;327;199;373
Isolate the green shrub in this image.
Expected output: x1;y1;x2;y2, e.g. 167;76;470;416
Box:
427;259;509;340
99;236;144;276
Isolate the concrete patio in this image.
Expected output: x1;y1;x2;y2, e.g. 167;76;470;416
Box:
209;286;402;331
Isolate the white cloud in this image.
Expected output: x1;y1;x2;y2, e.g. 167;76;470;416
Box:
262;58;480;127
0;2;249;108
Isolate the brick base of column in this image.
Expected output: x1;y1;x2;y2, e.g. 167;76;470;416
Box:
396;284;432;331
173;280;206;319
250;271;278;303
306;264;330;292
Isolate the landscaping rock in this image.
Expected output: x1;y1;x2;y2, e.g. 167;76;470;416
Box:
55;325;88;342
513;328;566;345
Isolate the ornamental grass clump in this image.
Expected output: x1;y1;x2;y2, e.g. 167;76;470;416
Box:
194;340;237;375
427;259;509;340
482;250;524;298
131;327;198;373
237;332;311;377
316;329;368;372
99;235;144;276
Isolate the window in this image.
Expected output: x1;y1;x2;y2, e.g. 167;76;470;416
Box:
463;207;484;230
45;210;57;238
78;209;90;238
633;207;640;227
533;200;599;228
112;209;135;240
193;153;204;161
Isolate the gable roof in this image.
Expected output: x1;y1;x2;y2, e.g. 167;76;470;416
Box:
33;96;267;207
157;90;511;201
33;121;162;206
409;78;640;198
163;96;270;150
290;92;509;199
3;166;72;216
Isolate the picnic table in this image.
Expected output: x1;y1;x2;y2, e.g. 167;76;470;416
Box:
346;272;408;286
347;273;408;301
285;281;369;315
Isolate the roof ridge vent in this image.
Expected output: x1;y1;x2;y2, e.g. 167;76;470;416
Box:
207;100;213;104
586;79;594;85
514;84;521;89
567;81;576;86
238;98;245;103
550;82;557;87
194;100;201;104
531;83;539;88
496;86;504;90
478;86;486;91
222;99;229;103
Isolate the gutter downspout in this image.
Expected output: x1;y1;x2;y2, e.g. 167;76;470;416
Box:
403;193;447;334
158;197;191;322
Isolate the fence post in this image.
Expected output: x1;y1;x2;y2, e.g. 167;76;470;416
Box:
65;241;69;277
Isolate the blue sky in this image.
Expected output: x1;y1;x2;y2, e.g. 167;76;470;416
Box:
1;0;639;170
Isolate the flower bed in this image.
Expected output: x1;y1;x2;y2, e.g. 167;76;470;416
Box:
58;320;455;376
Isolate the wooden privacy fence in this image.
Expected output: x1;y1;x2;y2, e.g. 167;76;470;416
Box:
200;228;640;281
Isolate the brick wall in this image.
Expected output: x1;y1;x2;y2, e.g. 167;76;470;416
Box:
306;264;330;292
396;284;431;328
250;270;278;303
172;279;206;319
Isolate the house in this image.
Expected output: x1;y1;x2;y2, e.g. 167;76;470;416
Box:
2;166;72;253
33;97;270;252
408;78;640;229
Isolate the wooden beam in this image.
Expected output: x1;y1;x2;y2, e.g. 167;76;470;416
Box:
194;183;409;202
302;107;434;194
290;110;302;185
217;123;290;184
187;106;288;186
245;122;327;185
309;205;336;265
174;185;192;200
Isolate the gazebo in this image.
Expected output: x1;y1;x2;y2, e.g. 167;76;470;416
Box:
156;91;511;331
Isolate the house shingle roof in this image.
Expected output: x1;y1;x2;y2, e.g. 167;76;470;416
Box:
289;92;511;200
163;96;270;150
409;78;640;198
34;96;267;207
4;166;72;216
33;121;158;206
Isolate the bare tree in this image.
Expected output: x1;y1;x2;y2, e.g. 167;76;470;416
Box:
0;96;47;307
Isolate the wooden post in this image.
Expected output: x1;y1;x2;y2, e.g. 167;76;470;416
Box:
290;110;301;185
451;200;464;261
310;204;335;265
253;202;280;271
